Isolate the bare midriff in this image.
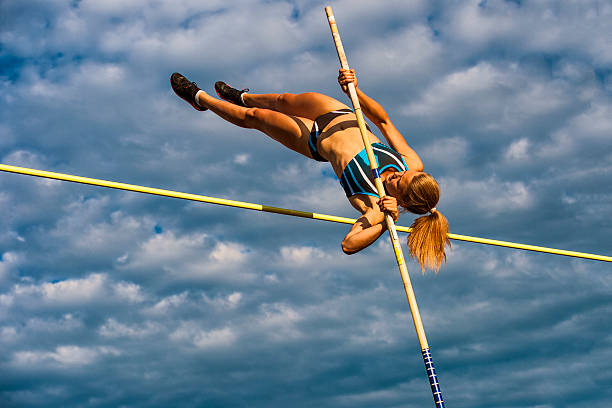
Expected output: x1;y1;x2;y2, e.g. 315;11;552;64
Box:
315;113;382;178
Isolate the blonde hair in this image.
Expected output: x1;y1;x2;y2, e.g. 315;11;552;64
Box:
399;173;450;273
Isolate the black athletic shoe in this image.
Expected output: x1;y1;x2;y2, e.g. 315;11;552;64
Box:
215;81;249;107
170;72;207;111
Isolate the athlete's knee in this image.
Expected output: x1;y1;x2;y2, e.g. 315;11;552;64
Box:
276;93;296;108
243;107;267;127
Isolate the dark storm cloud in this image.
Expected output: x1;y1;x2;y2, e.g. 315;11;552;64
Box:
1;1;611;407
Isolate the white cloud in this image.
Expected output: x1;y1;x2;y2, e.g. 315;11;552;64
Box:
209;242;248;263
113;281;145;303
192;327;236;349
11;345;120;368
447;0;521;46
255;302;303;342
0;251;21;284
421;136;469;167
401;62;512;127
348;307;398;346
279;245;331;266
128;231;204;267
442;176;534;216
443;1;612;64
170;322;237;350
537;100;612;159
2;150;46;168
145;292;189;315
0;326;18;343
233;153;250;165
504;138;530;161
202;291;243;310
120;231;253;282
98;318;160;338
401;61;575;135
356;24;444;83
24;314;83;333
38;274;107;304
72;63;126;90
7;274;148;308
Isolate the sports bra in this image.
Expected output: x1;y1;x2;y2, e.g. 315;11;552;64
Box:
339;143;408;197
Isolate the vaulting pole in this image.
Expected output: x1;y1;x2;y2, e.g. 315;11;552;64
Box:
325;6;445;407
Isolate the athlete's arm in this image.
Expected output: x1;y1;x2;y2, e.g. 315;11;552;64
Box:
341;196;398;254
338;69;423;171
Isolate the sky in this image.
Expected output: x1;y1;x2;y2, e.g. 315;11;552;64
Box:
1;0;611;407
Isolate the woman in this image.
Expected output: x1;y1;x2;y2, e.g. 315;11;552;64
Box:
170;69;450;271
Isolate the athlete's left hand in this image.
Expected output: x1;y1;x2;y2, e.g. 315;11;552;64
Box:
338;68;357;93
377;195;399;222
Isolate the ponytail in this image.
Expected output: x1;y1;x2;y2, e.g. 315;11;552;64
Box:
399;173;451;273
407;210;450;273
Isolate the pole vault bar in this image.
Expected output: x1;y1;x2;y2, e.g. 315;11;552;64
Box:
1;163;611;263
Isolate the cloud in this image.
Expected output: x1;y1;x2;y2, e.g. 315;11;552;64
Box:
170;322;237;350
4;274;146;311
11;345;120;368
504;137;530;161
537;100;612;159
441;0;612;64
98;318;160;338
202;291;243;310
144;291;189;315
401;61;575;138
119;231;254;282
279;245;331;265
442;175;534;217
1;1;611;407
0;252;21;287
421;136;469;168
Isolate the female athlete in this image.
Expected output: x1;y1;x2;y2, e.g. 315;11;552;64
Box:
170;69;450;271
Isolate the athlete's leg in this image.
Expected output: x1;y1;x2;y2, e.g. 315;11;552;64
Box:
243;92;350;120
196;90;315;158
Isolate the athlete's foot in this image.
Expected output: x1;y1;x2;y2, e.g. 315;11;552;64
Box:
170;72;207;111
214;81;249;107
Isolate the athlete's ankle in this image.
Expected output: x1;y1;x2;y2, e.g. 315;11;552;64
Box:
240;92;249;107
195;90;207;108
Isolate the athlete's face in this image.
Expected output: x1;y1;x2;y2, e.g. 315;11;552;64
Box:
384;170;422;198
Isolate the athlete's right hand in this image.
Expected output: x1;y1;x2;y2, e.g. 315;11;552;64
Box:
377;195;399;222
338;69;357;93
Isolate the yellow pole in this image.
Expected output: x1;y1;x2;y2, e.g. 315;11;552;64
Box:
325;6;443;407
1;163;611;263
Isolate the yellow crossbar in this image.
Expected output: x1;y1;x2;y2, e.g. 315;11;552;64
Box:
1;163;610;263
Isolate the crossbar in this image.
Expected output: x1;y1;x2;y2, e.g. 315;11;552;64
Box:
1;163;610;263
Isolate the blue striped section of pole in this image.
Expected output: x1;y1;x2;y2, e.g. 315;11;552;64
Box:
325;6;446;407
422;348;445;408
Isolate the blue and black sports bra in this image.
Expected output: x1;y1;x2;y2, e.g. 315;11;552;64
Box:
339;143;408;198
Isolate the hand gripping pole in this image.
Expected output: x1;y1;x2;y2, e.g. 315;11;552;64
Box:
325;7;445;407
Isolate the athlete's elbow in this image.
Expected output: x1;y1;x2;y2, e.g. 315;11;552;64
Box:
372;116;390;129
342;245;356;255
409;157;424;172
341;239;362;255
342;246;359;255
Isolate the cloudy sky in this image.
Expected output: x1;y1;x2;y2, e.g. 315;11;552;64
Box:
1;0;611;407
